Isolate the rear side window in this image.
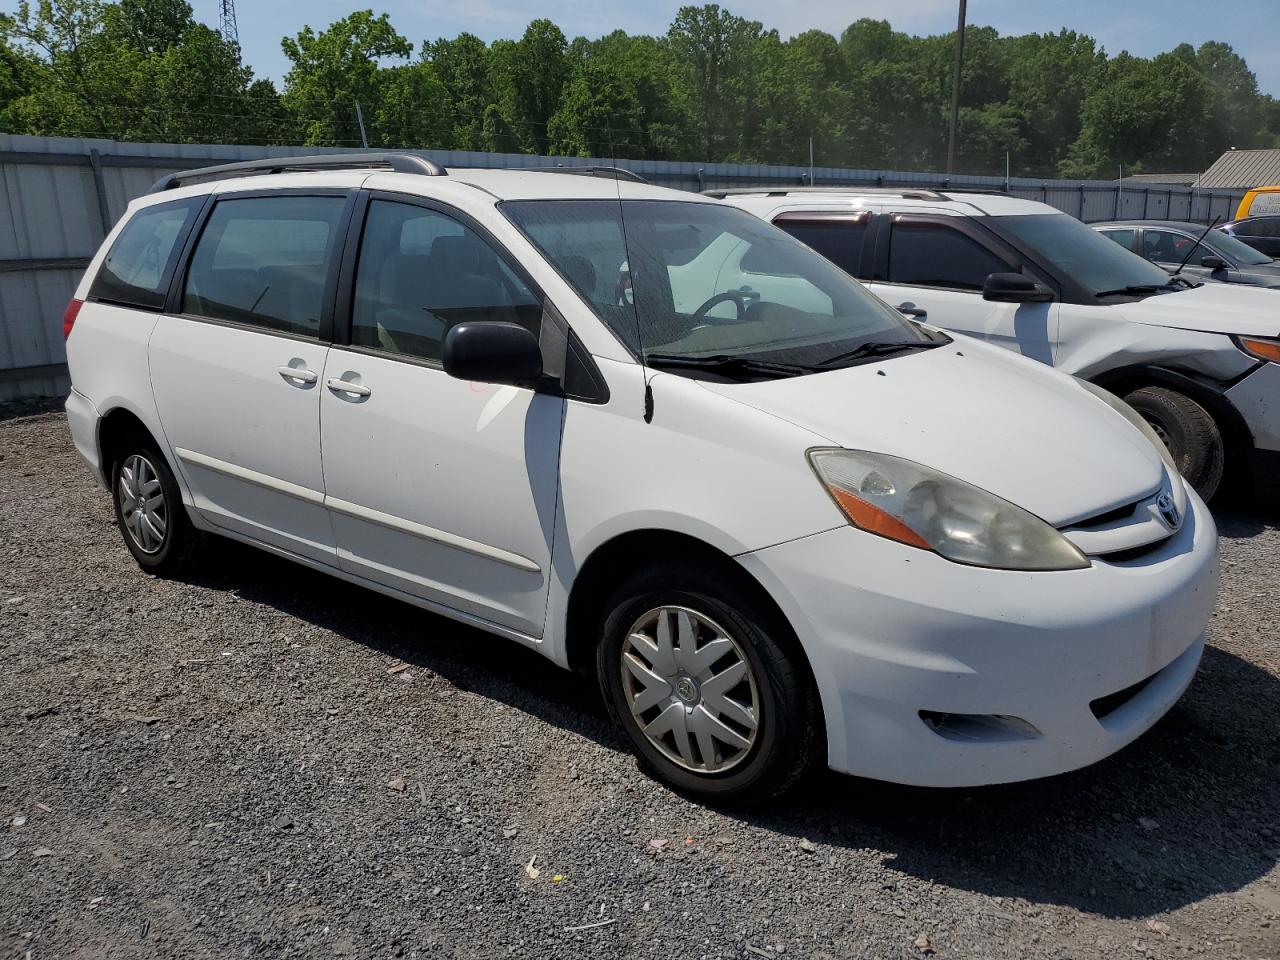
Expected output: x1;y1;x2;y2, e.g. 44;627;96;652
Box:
89;198;202;310
1099;229;1135;252
1235;216;1280;238
887;220;1013;291
1246;193;1280;217
351;200;540;362
182;195;346;338
772;214;868;276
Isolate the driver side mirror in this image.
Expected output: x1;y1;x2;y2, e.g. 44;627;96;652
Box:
1200;255;1227;269
982;272;1053;303
442;322;543;387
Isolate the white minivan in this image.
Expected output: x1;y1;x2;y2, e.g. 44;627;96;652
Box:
718;187;1280;502
64;155;1217;803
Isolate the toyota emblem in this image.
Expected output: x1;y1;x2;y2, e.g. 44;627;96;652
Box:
1156;493;1181;530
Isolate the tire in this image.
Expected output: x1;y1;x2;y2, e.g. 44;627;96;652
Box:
1124;386;1225;501
596;564;822;805
109;436;203;575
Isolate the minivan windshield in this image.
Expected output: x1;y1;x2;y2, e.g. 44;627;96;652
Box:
992;213;1180;298
503;199;933;377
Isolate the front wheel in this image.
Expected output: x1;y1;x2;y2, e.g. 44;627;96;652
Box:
1123;386;1225;501
596;566;822;805
110;439;203;574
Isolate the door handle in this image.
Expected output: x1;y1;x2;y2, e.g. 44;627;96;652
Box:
278;366;318;384
326;378;372;398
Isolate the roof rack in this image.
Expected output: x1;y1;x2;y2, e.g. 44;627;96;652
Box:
149;152;446;193
702;186;948;201
541;165;649;184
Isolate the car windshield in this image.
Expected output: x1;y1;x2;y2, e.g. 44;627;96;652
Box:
991;213;1178;297
502;199;929;375
1210;229;1273;265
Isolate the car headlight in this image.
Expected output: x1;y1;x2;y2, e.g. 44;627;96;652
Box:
1233;335;1280;364
808;449;1089;571
1075;379;1179;476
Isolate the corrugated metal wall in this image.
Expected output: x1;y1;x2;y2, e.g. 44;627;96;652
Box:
0;133;1249;400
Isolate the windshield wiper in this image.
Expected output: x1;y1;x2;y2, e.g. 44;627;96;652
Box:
816;339;943;368
1094;284;1163;299
643;353;814;380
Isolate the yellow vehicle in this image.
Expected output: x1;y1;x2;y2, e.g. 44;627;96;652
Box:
1235;186;1280;219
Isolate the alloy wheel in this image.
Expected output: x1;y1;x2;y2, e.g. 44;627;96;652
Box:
619;605;760;774
118;454;168;554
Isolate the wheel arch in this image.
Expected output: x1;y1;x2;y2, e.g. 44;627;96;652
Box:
1086;363;1255;479
563;529;822;702
97;406;164;478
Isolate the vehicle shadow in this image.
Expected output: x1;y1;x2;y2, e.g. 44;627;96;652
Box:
182;538;1278;922
1212;496;1280;538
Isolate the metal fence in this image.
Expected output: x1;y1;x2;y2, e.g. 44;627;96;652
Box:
0;133;1248;400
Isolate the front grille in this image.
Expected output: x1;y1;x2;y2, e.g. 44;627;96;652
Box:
1071;500;1139;529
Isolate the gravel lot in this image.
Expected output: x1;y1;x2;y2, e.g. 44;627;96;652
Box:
1;402;1277;960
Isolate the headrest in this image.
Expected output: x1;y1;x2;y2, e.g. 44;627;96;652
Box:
431;235;483;275
559;255;597;296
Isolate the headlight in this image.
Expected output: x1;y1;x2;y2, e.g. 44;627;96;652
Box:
1075;379;1179;477
808;449;1089;571
1233;335;1280;364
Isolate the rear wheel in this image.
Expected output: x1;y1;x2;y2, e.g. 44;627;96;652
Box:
596;565;822;805
1124;386;1225;501
110;438;203;574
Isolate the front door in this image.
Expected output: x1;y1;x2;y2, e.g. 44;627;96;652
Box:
863;214;1058;367
149;192;350;564
319;196;562;637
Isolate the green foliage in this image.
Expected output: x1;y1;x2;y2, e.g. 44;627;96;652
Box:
0;1;1275;175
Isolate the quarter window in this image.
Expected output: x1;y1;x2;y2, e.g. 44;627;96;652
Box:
887;220;1012;291
772;214;868;276
89;197;202;310
182;195;346;338
351;200;540;362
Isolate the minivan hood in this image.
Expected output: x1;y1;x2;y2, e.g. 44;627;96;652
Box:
1118;283;1280;336
695;340;1165;527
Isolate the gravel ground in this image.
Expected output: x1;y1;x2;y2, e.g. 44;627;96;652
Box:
1;402;1277;960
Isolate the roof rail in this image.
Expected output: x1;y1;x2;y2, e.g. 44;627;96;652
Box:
542;165;648;184
701;186;948;201
148;152;446;193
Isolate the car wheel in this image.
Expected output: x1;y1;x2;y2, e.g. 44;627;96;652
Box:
1124;386;1225;501
110;438;203;574
596;565;822;805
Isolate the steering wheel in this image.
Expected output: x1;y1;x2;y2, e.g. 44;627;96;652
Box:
692;290;749;321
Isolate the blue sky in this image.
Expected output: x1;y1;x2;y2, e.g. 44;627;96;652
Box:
201;0;1280;98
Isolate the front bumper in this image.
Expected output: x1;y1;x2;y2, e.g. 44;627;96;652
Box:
738;490;1219;787
1226;361;1280;454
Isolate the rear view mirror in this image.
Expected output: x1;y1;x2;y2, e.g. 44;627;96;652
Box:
442;322;543;386
982;272;1053;303
1200;255;1227;269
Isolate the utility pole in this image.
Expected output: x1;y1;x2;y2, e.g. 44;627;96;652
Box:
355;102;369;149
218;0;238;46
946;0;967;175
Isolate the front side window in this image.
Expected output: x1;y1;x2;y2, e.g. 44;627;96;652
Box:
887;220;1013;291
182;195;346;337
772;214;868;276
351;200;540;362
89;198;202;309
503;199;925;368
1234;216;1280;239
1143;229;1192;263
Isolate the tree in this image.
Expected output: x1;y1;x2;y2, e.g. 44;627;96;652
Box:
424;32;492;150
281;10;411;146
667;4;762;159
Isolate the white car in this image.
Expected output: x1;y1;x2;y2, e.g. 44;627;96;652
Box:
64;155;1217;803
717;187;1280;502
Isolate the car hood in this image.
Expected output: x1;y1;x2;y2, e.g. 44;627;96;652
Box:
1117;283;1280;336
694;339;1165;528
1234;261;1280;285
